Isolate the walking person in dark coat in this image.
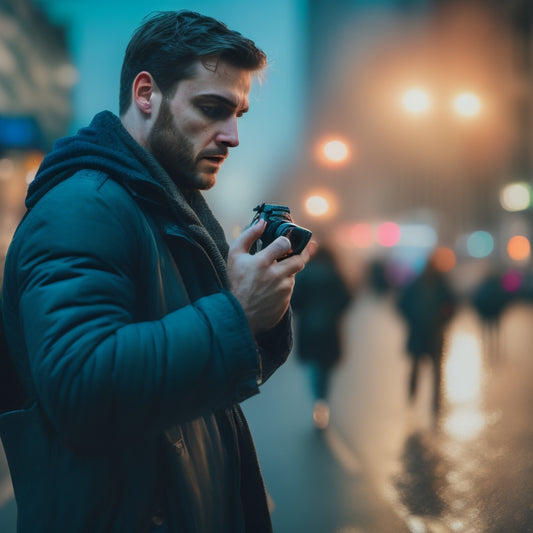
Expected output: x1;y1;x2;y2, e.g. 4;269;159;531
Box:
291;246;351;429
472;268;509;364
397;252;456;416
0;11;315;533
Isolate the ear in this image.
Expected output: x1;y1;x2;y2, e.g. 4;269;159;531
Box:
132;71;157;114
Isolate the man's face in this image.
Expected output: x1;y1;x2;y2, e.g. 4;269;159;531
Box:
147;58;252;191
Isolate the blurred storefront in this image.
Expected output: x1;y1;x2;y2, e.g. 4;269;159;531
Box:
0;0;76;281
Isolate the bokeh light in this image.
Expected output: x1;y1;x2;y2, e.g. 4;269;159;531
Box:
402;88;431;115
499;182;532;212
398;224;437;249
24;150;44;184
304;189;338;219
377;221;401;247
502;269;522;292
316;137;351;167
432;246;456;272
0;158;16;181
323;140;349;163
466;231;494;258
507;235;531;261
349;223;374;248
453;92;481;117
305;194;330;217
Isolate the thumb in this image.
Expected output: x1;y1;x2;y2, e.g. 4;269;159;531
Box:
232;219;267;254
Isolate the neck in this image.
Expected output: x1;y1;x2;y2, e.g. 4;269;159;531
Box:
120;108;149;149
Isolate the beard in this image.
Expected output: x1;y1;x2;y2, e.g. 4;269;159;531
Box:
147;98;215;192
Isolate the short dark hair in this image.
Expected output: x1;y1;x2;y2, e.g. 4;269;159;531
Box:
119;10;267;116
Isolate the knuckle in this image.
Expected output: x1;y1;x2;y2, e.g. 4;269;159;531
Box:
285;256;304;274
281;277;294;293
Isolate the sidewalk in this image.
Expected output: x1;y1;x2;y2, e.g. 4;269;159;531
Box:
247;292;533;532
326;292;533;532
243;292;412;533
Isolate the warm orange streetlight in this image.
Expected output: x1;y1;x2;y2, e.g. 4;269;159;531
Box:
453;92;481;117
304;190;338;218
507;235;531;262
323;140;348;163
432;246;456;272
315;137;351;167
401;88;431;115
305;194;330;216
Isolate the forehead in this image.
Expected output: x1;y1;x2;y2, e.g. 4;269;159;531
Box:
175;58;252;109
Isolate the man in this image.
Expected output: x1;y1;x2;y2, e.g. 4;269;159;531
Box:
397;251;456;416
0;11;314;533
291;246;351;430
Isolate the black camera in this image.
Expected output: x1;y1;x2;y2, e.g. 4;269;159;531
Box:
250;203;312;258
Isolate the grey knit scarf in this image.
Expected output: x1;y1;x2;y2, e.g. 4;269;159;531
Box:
154;169;230;289
110;113;231;289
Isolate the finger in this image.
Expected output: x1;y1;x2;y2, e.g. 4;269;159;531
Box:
231;219;266;253
300;240;319;263
275;253;306;276
276;239;317;272
259;235;292;263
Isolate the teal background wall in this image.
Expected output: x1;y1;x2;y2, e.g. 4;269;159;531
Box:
34;0;309;226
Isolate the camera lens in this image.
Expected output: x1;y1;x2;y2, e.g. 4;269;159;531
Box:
279;223;312;255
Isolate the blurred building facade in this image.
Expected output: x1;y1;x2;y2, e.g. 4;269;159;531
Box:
0;0;77;282
271;0;533;289
0;0;75;151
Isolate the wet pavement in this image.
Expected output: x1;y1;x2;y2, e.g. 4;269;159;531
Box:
2;291;533;532
386;301;533;533
246;291;533;532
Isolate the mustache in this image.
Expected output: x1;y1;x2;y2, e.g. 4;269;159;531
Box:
200;149;228;159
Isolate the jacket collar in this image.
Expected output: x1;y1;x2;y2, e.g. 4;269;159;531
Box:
28;111;230;288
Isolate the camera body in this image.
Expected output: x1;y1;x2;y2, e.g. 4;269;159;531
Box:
250;203;312;258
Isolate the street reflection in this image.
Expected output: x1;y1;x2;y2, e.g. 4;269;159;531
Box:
444;409;485;441
391;310;492;532
443;330;486;440
444;332;483;405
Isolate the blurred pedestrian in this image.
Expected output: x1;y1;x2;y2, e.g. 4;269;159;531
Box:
471;269;509;364
291;246;352;429
0;11;315;533
397;252;456;416
367;259;392;297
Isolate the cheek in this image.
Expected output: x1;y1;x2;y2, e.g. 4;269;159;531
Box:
167;106;216;151
188;125;217;151
187;109;220;137
171;105;206;135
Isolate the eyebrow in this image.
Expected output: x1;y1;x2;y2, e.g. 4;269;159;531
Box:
195;94;249;115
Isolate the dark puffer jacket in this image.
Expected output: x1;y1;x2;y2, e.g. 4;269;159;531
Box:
0;111;291;533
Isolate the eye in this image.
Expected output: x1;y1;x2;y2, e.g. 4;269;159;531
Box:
199;105;233;120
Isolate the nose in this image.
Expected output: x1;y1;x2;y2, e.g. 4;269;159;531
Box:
216;117;239;148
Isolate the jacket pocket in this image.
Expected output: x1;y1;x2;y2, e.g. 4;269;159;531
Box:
0;402;53;527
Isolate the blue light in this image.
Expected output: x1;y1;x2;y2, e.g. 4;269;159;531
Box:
398;223;437;248
0;116;41;149
467;231;494;258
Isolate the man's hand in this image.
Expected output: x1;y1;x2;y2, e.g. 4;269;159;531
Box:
227;219;316;335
